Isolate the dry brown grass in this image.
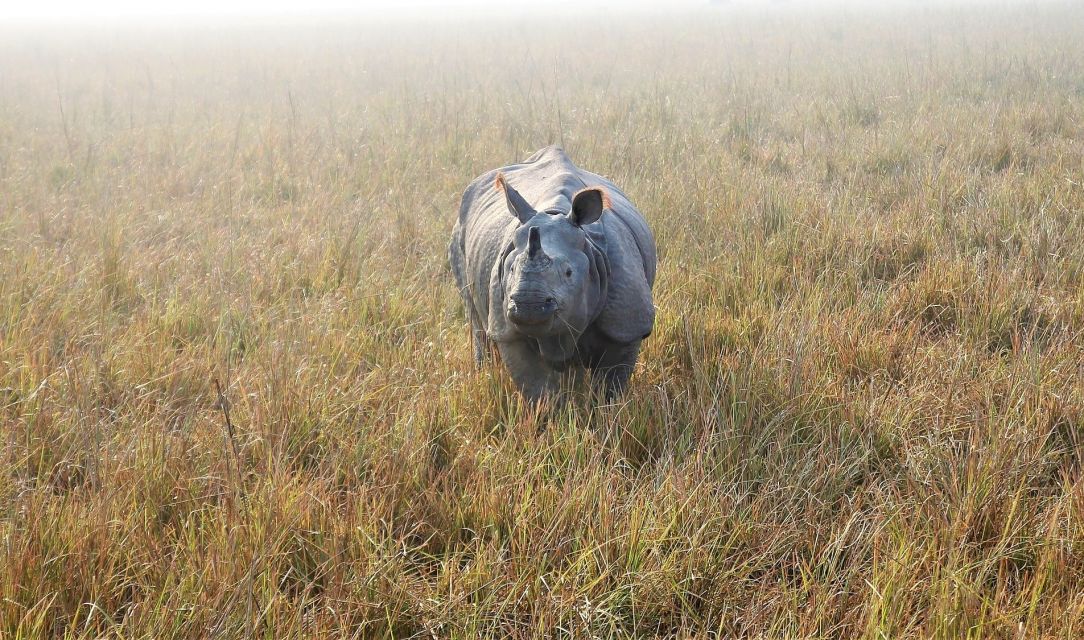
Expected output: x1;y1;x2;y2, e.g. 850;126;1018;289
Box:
2;2;1084;637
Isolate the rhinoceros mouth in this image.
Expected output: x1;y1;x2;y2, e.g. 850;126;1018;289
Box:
508;311;557;335
508;305;566;338
513;321;553;336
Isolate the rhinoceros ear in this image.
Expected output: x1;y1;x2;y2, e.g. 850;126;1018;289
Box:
495;172;535;224
569;187;610;227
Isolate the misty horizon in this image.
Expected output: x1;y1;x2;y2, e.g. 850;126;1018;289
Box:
0;0;1052;27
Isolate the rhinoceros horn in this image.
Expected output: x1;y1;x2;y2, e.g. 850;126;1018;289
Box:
527;226;545;259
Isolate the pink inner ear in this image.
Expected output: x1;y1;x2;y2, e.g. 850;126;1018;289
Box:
575;186;611;211
596;188;612;210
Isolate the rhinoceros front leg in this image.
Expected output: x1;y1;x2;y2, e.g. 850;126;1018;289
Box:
593;340;642;401
496;340;561;402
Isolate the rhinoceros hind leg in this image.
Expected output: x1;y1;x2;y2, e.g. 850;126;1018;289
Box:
470;315;490;367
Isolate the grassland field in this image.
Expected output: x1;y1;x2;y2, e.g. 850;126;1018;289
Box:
2;1;1084;637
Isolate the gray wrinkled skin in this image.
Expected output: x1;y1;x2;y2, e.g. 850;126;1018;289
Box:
449;146;656;402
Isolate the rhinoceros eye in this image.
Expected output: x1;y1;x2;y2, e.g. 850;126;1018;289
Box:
565;268;573;278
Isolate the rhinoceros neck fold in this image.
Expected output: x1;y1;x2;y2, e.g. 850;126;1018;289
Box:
583;225;611;325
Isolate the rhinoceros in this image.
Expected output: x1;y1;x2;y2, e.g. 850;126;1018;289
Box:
448;146;656;401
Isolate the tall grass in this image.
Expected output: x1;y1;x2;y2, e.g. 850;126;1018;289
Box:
2;3;1083;637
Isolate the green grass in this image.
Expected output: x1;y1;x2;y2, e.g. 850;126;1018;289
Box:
2;2;1084;637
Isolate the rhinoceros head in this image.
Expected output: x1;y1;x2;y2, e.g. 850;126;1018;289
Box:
490;172;610;343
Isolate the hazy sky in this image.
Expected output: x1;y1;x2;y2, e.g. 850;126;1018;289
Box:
0;0;700;23
0;0;1023;25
